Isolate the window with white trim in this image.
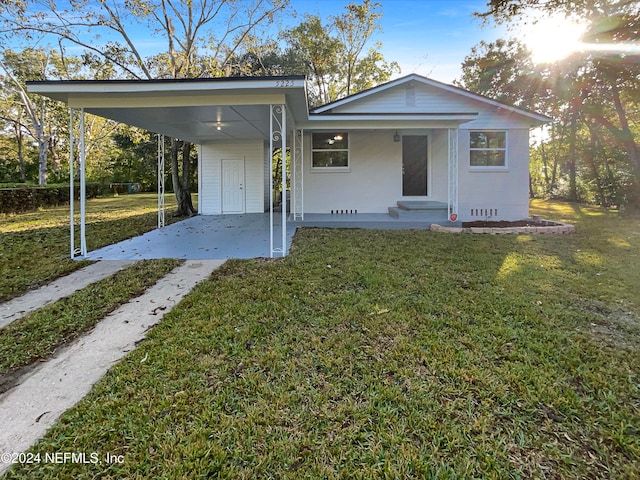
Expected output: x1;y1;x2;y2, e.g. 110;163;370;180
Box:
312;132;349;169
469;131;507;167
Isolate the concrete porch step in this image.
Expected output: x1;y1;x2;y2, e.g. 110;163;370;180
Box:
396;200;448;211
388;201;448;219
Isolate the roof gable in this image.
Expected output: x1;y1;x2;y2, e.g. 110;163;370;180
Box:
312;74;550;125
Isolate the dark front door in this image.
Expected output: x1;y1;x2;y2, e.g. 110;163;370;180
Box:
402;135;428;196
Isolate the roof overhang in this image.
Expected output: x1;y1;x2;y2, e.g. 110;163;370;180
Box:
311;73;552;127
302;112;479;130
27;76;309;144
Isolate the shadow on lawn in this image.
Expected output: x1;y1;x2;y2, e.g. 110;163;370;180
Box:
0;212;177;302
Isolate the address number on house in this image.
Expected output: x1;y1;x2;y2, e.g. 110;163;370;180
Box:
275;80;295;87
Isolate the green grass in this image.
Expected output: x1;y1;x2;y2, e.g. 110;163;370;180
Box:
0;193;185;302
4;200;640;479
0;259;181;384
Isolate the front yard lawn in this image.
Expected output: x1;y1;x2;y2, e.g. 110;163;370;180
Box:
0;259;181;393
0;193;182;302
5;201;640;479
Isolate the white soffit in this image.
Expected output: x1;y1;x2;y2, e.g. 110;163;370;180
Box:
27;77;309;143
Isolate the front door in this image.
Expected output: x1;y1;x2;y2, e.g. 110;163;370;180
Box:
222;158;245;213
402;135;428;196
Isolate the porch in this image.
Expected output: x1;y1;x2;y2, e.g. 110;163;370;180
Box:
292;200;459;229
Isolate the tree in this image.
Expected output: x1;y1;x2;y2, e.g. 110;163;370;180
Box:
456;39;548;110
0;49;56;185
475;0;640;208
281;0;399;106
281;15;342;106
1;0;290;215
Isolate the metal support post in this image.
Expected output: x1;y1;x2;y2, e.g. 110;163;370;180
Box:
293;129;304;220
69;109;75;258
269;104;287;257
447;128;459;222
157;134;165;228
79;108;87;256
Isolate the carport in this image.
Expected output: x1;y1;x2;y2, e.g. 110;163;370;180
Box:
85;214;296;260
27;76;308;259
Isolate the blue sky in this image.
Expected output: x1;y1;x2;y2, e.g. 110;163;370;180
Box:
14;0;506;84
289;0;507;83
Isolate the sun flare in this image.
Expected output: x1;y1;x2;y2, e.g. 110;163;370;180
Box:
520;13;588;64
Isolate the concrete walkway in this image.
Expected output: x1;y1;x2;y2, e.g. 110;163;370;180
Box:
0;259;225;476
0;261;135;329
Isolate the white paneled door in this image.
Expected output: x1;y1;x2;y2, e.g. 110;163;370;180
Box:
222;158;245;213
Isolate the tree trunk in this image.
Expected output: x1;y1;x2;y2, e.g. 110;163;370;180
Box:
585;121;608;207
14;123;26;182
550;124;559;194
610;80;640;182
539;132;550;195
529;174;534;199
170;137;196;217
38;140;48;185
567;108;578;202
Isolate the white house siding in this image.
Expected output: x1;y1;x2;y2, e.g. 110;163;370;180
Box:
330;83;480;114
303;130;401;213
199;141;264;214
318;82;537;221
457;127;531;221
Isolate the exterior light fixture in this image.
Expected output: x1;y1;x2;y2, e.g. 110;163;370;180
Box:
394;130;400;142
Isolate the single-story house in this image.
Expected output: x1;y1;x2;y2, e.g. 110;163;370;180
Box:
28;73;550;257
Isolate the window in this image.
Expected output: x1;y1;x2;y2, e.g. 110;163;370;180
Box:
312;132;349;169
469;131;507;167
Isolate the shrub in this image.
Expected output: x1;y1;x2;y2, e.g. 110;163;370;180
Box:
0;184;110;214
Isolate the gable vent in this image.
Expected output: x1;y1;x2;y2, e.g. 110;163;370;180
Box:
405;86;416;107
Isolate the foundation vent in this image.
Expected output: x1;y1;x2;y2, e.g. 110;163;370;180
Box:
470;208;498;218
331;209;358;214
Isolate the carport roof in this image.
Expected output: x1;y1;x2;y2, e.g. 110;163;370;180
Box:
27;75;309;144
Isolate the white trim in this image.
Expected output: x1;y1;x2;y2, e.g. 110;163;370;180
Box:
301;118;476;131
28;77;306;96
310;131;350;172
468;130;509;170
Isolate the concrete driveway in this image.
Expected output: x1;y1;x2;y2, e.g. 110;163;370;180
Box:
84;214;296;260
